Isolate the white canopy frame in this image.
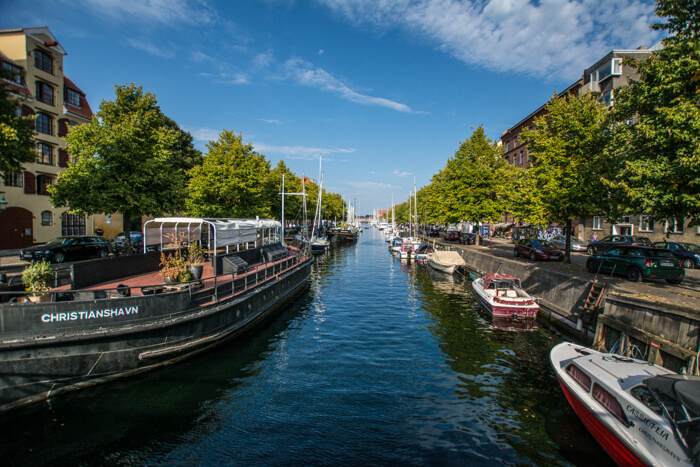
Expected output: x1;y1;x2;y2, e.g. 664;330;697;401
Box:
143;217;282;256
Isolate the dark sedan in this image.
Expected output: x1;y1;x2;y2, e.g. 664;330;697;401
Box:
586;245;684;284
445;231;460;242
460;233;477;245
20;236;110;263
651;241;700;269
514;238;564;261
586;235;652;255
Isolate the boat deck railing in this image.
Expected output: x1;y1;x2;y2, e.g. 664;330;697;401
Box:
0;250;311;306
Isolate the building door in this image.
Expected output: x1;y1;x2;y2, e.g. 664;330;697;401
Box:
0;207;34;249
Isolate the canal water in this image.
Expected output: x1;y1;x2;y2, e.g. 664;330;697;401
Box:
0;229;614;466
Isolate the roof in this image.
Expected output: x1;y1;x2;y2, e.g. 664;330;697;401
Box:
0;27;67;55
63;74;93;119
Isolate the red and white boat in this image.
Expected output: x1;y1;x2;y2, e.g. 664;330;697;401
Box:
471;273;538;319
551;342;700;467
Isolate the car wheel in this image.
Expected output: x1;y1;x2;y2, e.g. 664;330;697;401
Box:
514;248;519;258
587;246;594;255
626;266;642;282
666;278;683;285
529;251;536;261
586;259;597;273
683;259;694;269
52;252;65;264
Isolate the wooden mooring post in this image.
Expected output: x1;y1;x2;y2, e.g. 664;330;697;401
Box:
593;293;700;374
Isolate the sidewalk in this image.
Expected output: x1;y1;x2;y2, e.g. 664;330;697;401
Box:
0;249;28;271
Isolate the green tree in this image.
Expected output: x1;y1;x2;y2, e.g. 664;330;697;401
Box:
609;0;700;227
439;126;507;225
186;130;273;218
0;67;35;175
52;83;195;241
521;92;613;262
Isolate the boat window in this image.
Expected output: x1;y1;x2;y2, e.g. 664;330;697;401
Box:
593;383;630;426
566;364;591;392
631;385;662;414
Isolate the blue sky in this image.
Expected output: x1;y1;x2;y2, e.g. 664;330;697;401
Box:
2;0;663;215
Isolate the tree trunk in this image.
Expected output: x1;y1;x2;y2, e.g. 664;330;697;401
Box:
564;219;572;264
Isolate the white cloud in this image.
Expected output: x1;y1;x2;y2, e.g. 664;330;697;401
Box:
125;38;175;58
181;126;221;142
261;118;284;124
281;57;414;112
252;143;356;160
345;181;401;191
393;169;412;177
199;71;250;85
84;0;215;25
319;0;663;81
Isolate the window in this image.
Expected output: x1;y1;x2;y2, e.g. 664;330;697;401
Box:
639;216;654;232
37;175;51;196
598;90;614;107
36;112;52;134
514;136;519;146
505;141;510;152
2;61;21;84
34;49;53;74
41;210;53;226
15;104;21;118
3;171;23;187
62;212;86;236
593;383;630;426
65;87;81;107
36;142;53;165
667;218;685;234
566;364;591;391
612;58;623;75
593;216;602;230
622;216;631;224
520;151;524;165
36;81;53;105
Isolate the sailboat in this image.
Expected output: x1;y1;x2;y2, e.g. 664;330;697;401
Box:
310;156;330;253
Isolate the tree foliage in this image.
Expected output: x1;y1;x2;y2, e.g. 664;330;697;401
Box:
0;67;35;175
186;130;273;218
609;0;700;226
52;83;199;234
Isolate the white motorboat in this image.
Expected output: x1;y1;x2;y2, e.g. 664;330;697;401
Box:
471;273;538;319
426;250;466;274
550;342;700;466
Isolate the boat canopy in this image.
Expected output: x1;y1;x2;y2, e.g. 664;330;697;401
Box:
483;273;521;289
143;217;282;255
645;374;700;462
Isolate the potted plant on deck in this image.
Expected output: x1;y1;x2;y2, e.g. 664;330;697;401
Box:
22;260;54;302
187;242;206;281
159;231;191;283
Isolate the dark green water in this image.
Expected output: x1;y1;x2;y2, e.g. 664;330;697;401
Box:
0;229;614;466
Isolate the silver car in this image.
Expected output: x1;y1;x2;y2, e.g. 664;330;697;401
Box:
550;235;587;252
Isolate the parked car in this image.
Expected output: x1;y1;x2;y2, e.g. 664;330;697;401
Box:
586;245;684;284
20;236;110;264
444;231;460;242
550;235;587;252
586;235;652;255
514;238;564;261
427;228;441;238
114;231;144;247
460;233;477;245
651;241;700;269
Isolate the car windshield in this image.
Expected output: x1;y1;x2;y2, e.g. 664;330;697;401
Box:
46;237;72;246
682;243;700;253
631;236;652;243
647;249;675;258
531;240;553;247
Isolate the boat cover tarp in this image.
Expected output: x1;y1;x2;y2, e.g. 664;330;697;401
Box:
430;251;466;267
646;374;700;462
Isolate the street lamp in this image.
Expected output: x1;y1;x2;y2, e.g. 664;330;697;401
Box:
0;192;7;213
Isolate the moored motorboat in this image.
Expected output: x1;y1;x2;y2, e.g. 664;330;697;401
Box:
426;250;466;274
0;217;313;415
471;273;538;319
550;342;700;466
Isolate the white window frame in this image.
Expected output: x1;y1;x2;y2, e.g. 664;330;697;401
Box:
666;218;685;234
612;58;623;76
592;216;602;230
639;215;655;232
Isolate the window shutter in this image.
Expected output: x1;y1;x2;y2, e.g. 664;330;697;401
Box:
58;148;69;167
24;171;36;194
58;118;68;137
